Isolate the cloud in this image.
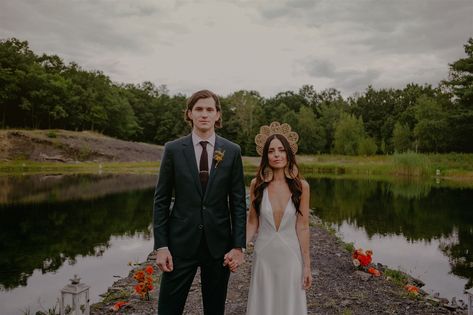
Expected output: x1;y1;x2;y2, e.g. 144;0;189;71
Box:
299;58;381;93
0;0;472;97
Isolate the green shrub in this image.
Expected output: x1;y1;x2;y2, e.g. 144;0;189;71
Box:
46;130;57;138
384;268;408;286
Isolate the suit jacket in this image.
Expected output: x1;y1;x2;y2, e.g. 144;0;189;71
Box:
153;134;246;259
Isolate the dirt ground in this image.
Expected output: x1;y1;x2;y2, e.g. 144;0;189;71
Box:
91;216;466;315
0;129;163;162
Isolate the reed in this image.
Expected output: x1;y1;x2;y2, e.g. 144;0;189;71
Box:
391;151;432;177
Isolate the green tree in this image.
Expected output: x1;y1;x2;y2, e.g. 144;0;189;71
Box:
297;106;326;154
223;90;263;155
392;122;412;152
333;113;365;155
442;37;473;152
413;96;448;152
358;137;377;156
318;101;347;153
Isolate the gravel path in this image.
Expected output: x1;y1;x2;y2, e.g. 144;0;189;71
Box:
91;217;466;315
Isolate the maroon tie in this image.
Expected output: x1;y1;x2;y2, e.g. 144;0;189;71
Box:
199;141;209;194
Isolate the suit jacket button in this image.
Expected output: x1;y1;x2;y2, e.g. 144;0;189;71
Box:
198;224;203;229
202;206;206;210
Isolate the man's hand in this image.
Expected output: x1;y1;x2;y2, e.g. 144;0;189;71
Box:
156;248;173;272
223;248;245;272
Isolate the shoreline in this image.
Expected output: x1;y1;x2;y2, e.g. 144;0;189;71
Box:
91;216;467;314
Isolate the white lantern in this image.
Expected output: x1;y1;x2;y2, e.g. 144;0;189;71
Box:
60;275;90;315
467;287;473;315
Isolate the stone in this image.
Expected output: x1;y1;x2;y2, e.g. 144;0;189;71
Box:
341;300;351;307
354;270;372;281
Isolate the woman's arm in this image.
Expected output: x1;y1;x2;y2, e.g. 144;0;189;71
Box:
246;178;259;245
296;179;312;290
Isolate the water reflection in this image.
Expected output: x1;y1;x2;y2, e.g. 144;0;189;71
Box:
0;174;156;204
0;174;156;291
308;177;473;297
1;173;472;312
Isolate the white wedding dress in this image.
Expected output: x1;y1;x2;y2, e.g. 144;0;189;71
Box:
246;188;307;315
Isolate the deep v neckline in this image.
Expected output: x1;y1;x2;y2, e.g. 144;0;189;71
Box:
266;188;291;232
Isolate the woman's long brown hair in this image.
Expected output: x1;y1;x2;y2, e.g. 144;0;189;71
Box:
252;134;303;216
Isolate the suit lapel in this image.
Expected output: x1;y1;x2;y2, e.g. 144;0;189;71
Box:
182;134;203;196
204;136;224;202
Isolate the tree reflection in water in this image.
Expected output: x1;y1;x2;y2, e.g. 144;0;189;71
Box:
0;174;156;290
308;177;473;290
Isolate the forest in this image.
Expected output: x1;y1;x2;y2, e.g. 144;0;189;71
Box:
1;37;472;156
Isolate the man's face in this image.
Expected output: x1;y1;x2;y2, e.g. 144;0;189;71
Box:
187;97;220;133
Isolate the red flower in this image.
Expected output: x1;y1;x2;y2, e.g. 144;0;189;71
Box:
145;265;154;275
352;248;373;267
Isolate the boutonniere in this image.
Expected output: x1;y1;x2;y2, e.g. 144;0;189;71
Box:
213;149;225;169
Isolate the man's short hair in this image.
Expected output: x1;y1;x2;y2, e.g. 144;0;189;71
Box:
185;89;222;128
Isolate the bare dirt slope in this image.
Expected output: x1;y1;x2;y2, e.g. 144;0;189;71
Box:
0;129;163;162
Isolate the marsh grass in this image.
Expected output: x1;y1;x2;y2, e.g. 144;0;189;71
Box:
391;151;431;177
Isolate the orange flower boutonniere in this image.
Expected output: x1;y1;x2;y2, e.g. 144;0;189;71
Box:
213;149;225;169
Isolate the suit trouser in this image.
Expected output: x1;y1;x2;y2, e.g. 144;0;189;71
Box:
157;235;230;315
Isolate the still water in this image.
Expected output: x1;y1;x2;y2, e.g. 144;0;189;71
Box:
0;174;156;314
0;174;471;314
310;177;473;302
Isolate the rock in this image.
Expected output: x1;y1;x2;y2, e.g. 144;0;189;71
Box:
426;295;441;304
39;153;68;162
443;303;458;311
457;299;467;310
354;270;372;281
410;276;425;288
341;300;351;307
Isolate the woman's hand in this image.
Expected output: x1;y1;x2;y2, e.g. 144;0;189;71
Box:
302;266;312;290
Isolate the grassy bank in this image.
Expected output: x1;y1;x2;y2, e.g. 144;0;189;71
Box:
244;152;473;180
2;152;473;183
0;160;160;175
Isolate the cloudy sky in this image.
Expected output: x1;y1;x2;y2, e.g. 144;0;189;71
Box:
1;0;472;97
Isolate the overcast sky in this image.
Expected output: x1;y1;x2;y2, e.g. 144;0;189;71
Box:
1;0;472;97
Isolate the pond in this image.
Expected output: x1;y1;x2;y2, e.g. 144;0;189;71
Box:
309;177;472;303
0;174;471;313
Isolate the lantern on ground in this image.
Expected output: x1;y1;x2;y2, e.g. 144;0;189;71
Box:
60;275;90;315
466;287;473;315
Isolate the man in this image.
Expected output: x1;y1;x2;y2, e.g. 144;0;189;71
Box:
153;89;246;315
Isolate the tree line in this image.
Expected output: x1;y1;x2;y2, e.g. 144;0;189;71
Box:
1;37;472;155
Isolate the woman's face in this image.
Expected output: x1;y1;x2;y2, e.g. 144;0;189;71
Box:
267;137;287;169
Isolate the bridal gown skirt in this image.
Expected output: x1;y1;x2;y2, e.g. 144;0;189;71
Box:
246;189;307;315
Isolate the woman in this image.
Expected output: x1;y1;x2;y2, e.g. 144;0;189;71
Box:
246;122;312;315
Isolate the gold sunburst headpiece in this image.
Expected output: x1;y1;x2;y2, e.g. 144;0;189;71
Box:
254;122;299;156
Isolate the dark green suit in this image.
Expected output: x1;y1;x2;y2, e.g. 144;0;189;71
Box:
153;134;246;315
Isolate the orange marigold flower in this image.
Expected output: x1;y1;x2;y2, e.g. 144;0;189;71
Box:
134;283;144;294
145;265;154;275
368;267;381;277
133;270;145;281
405;284;419;294
111;301;128;312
